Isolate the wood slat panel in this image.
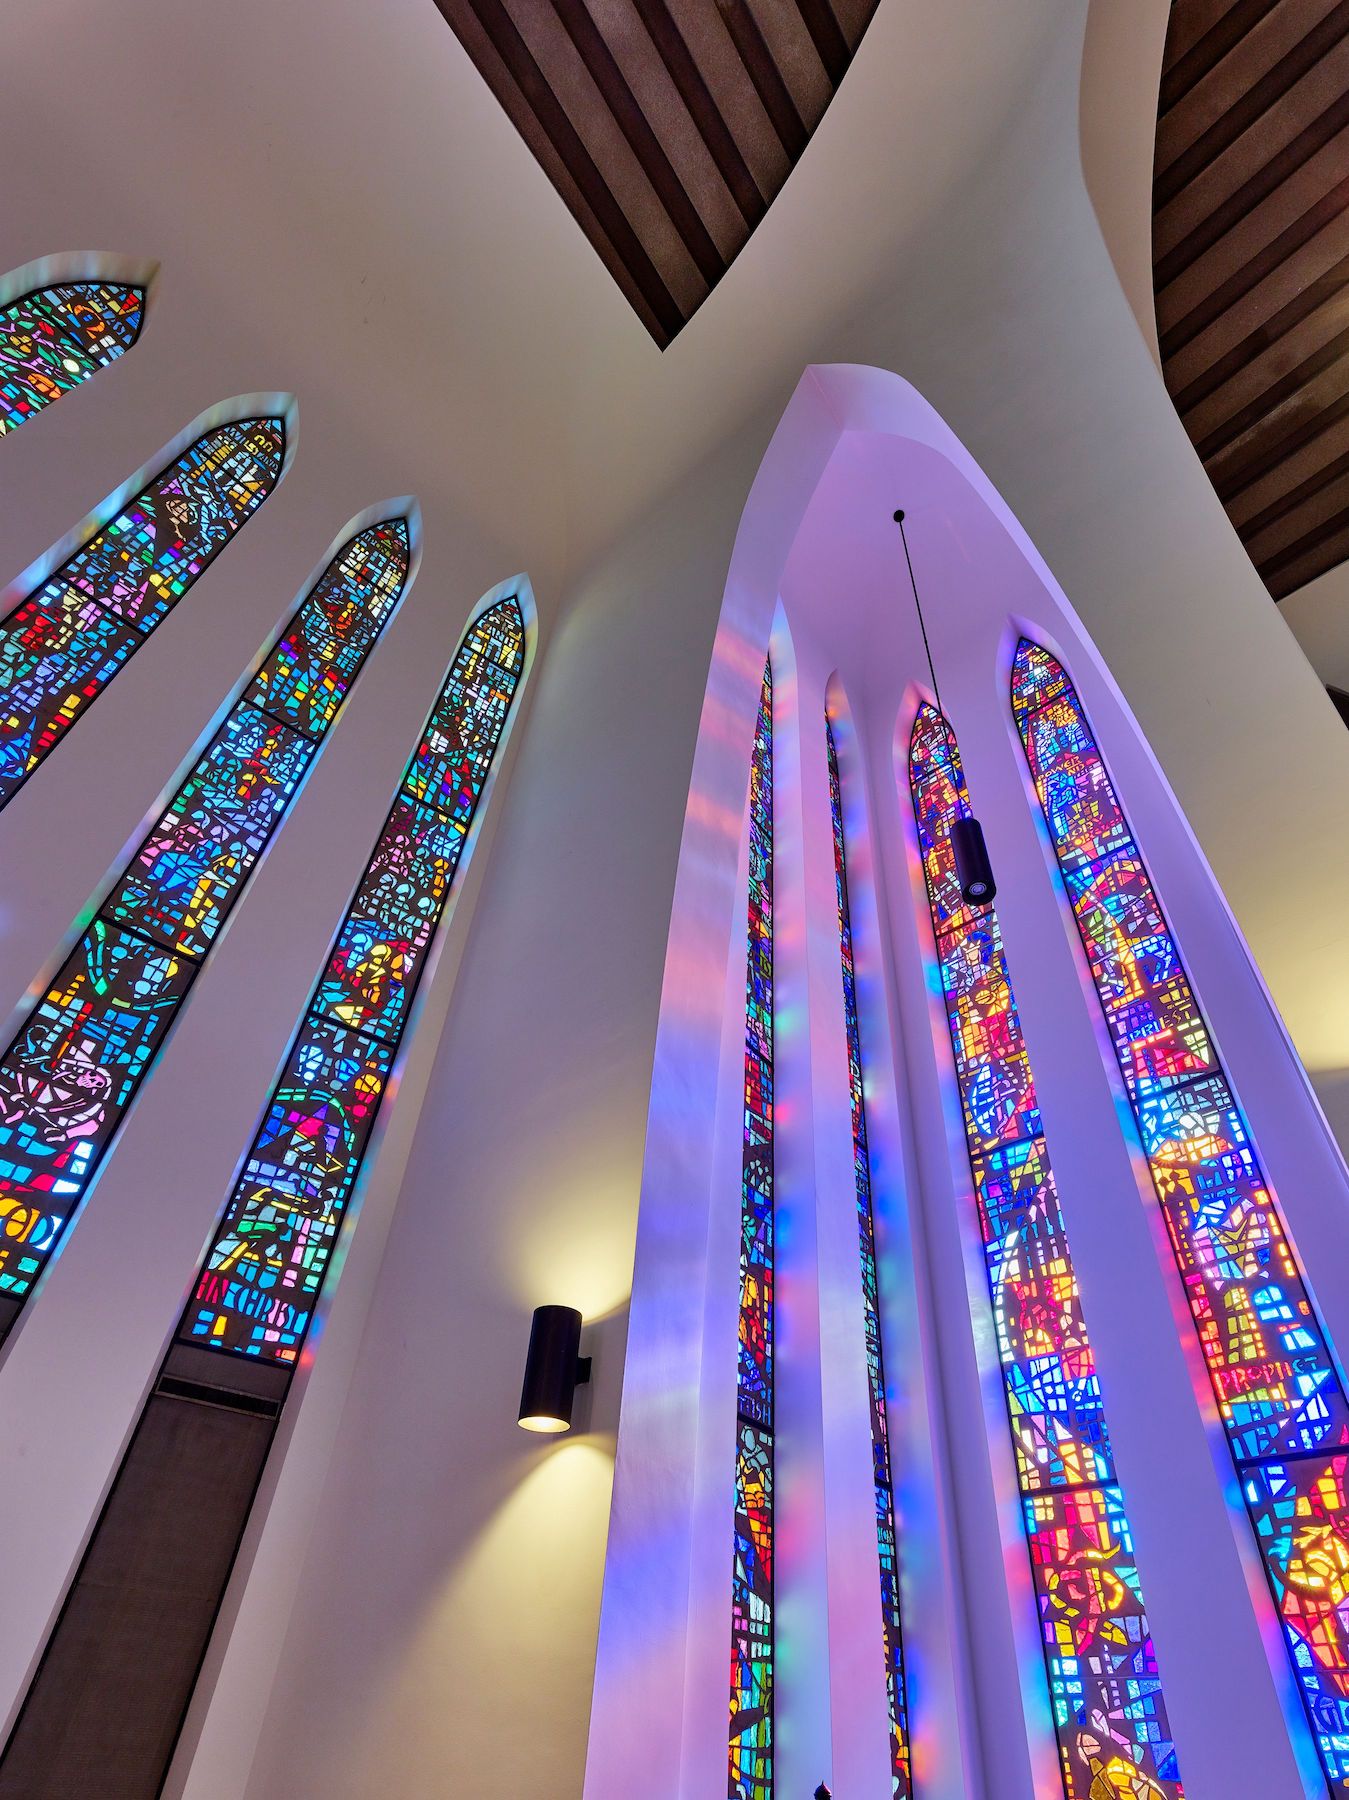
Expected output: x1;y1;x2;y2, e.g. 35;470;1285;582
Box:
433;0;879;344
1155;0;1349;597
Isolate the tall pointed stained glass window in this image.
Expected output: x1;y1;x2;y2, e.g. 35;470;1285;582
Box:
0;415;285;805
826;717;912;1796
0;519;411;1333
1011;639;1349;1795
909;704;1181;1800
731;658;774;1800
0;279;144;437
182;596;526;1362
0;596;527;1799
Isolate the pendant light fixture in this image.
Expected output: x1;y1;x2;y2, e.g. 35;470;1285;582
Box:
893;509;997;905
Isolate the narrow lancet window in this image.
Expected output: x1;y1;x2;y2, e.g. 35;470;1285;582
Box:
0;594;526;1798
826;717;912;1796
730;658;774;1800
909;703;1181;1800
1011;638;1349;1795
0;279;144;436
182;596;526;1361
0;519;411;1330
0;415;285;804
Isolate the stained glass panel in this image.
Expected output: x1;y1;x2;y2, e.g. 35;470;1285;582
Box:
182;597;526;1365
0;417;284;804
184;1020;392;1359
106;708;314;956
246;523;409;737
731;660;774;1800
1246;1455;1349;1790
909;703;1181;1799
0;281;144;437
1011;637;1349;1793
731;1426;774;1800
1025;1485;1175;1795
827;718;912;1795
0;521;411;1318
314;798;466;1041
0;593;143;799
0;922;192;1295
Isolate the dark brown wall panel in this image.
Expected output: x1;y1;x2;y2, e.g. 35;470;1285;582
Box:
0;1386;279;1799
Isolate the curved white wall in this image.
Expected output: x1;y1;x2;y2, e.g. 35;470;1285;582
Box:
0;2;1346;1797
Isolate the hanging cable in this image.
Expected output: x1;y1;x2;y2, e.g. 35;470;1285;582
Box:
894;506;997;904
894;508;944;718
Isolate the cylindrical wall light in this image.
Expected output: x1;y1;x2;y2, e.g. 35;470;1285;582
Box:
518;1305;592;1433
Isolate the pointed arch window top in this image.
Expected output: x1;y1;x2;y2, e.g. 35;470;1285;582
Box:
1009;638;1072;719
0;280;145;437
0;413;286;806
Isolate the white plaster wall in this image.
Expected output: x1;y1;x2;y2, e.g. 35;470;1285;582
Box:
1279;562;1349;693
206;9;1349;1797
0;2;1346;1799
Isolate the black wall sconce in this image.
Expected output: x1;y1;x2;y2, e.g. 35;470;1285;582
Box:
518;1305;592;1433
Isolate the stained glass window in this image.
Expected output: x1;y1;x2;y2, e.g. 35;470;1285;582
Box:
826;718;912;1797
0;280;144;437
731;659;774;1800
0;417;285;805
909;704;1182;1800
1011;639;1349;1795
0;521;411;1316
180;597;526;1364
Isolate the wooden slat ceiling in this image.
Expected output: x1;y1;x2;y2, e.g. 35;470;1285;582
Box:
1154;0;1349;601
432;0;881;346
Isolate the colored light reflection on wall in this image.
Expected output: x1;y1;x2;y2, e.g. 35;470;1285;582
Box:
826;717;913;1797
909;703;1182;1800
730;658;774;1800
1012;638;1349;1796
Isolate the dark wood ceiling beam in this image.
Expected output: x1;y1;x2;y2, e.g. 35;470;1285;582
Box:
1244;464;1349;566
1192;318;1349;458
1173;252;1349;415
552;0;725;285
1156;0;1349;597
791;0;850;86
1155;94;1349;289
641;0;767;228
1212;385;1349;504
433;0;878;344
1154;2;1349;208
1159;0;1281;115
1166;215;1349;392
715;0;809;158
1264;509;1349;596
1238;441;1349;541
442;0;684;342
1158;169;1349;358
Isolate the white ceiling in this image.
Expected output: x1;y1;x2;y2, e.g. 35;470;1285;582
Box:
1;0;1062;594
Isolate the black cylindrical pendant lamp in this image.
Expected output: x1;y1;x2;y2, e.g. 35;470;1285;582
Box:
518;1304;592;1433
951;815;997;905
